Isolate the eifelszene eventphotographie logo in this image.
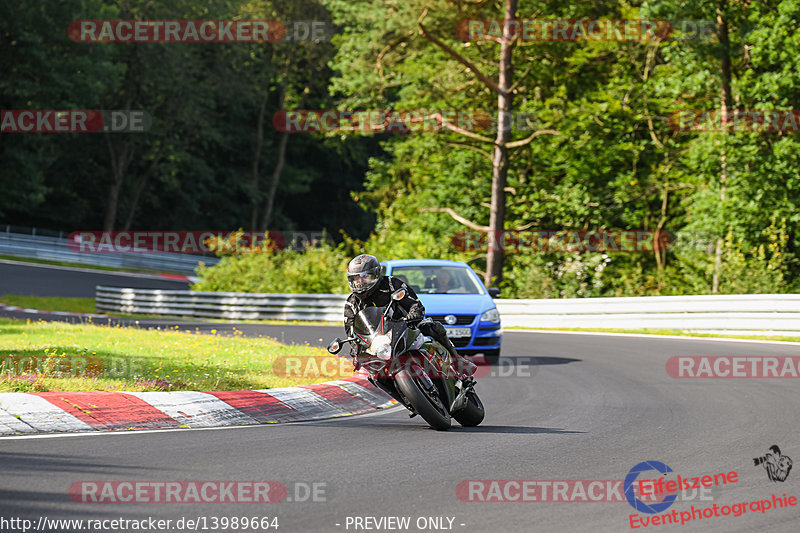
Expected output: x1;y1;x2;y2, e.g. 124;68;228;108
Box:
753;445;793;482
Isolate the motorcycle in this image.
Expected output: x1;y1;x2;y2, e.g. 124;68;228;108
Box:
327;288;484;431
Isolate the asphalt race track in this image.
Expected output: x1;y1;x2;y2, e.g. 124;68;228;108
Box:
1;262;797;532
0;325;798;532
0;260;191;298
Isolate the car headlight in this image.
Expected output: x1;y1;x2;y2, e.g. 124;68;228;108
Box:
367;334;393;360
481;308;500;323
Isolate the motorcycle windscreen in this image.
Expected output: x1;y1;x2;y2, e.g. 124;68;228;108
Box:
353;307;409;354
353;306;388;340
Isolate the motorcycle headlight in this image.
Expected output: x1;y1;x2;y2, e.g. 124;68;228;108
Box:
481;308;500;323
367;334;393;360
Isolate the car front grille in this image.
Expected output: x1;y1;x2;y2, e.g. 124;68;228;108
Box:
428;314;475;325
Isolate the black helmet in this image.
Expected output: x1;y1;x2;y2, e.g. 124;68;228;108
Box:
347;254;382;296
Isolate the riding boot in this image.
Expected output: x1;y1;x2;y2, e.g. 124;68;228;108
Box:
439;335;477;379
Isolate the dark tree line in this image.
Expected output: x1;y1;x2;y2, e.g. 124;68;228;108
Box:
0;0;375;237
3;0;800;297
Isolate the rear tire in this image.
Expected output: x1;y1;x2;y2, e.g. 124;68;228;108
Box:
395;369;451;431
453;391;485;427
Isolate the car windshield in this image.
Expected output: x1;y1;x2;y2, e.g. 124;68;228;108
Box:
391;266;483;295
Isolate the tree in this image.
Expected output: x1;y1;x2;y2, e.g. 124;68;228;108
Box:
327;0;562;285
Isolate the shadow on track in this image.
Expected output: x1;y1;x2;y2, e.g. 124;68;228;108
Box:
301;417;584;435
485;356;581;365
0;452;141;474
0;488;140;522
451;425;584;434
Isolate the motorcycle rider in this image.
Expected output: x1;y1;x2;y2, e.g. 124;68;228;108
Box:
343;254;477;381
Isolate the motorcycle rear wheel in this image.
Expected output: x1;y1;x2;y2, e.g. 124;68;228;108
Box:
395;369;451;431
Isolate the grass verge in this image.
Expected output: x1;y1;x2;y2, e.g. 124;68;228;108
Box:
1;295;96;314
0;318;341;392
507;326;800;343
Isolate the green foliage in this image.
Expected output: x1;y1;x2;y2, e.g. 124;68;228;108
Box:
5;0;800;298
662;217;796;295
321;0;800;297
193;237;353;294
1;0;372;236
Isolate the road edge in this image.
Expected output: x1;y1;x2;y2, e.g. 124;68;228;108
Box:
0;373;395;437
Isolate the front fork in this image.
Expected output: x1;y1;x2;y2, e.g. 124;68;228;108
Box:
368;355;443;413
368;375;404;406
422;347;474;413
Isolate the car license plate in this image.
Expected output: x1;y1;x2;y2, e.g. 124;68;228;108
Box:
446;327;471;338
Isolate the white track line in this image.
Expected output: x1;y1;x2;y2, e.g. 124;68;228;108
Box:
510;328;800;346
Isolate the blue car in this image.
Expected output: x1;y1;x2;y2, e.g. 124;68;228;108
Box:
381;259;502;364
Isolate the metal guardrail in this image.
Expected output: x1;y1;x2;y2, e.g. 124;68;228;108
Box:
95;287;800;334
96;286;347;321
0;231;218;275
495;294;800;334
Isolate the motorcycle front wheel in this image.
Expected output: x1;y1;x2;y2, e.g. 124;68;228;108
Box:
395;368;451;431
453;391;484;427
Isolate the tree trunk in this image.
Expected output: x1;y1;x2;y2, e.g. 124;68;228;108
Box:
250;91;270;230
484;0;516;288
712;0;732;293
259;85;288;230
103;134;134;232
103;178;122;232
122;144;165;231
654;182;669;287
121;171;147;232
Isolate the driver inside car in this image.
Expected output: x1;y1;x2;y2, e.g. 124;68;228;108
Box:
343;254;477;381
433;269;468;294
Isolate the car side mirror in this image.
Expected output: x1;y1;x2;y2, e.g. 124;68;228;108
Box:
488;287;501;298
327;338;343;354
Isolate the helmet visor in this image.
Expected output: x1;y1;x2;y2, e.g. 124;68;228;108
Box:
348;272;379;293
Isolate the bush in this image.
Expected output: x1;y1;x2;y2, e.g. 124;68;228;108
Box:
193;220;797;297
193;234;352;294
193;226;468;295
